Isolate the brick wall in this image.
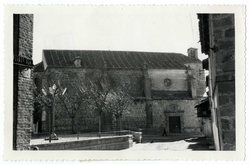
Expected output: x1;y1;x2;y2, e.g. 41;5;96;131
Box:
13;14;34;150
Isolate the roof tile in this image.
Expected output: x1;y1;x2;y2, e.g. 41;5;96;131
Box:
42;50;201;70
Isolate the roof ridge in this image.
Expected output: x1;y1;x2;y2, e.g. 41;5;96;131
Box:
42;50;200;70
43;49;185;55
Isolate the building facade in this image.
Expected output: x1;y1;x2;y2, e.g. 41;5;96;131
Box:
34;48;206;135
198;14;235;150
13;14;34;150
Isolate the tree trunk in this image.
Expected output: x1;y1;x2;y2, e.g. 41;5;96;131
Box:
115;115;119;132
119;115;122;132
72;117;74;134
77;124;80;140
98;115;101;137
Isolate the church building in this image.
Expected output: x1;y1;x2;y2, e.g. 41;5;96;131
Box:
34;48;206;135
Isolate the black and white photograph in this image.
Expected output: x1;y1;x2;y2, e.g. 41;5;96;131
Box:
2;4;246;161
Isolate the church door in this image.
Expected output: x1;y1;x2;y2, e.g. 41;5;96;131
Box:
169;116;181;133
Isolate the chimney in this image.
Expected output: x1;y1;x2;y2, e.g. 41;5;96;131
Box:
103;61;108;71
187;48;198;59
74;56;81;67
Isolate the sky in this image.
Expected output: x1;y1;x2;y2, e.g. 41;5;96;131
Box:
30;6;204;64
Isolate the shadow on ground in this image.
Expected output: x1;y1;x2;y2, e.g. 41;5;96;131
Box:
141;135;214;151
142;135;198;143
185;137;214;151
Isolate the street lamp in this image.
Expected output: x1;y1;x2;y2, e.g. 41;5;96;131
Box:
43;84;67;142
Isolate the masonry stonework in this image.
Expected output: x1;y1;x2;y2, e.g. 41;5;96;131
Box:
34;50;206;136
213;14;235;150
13;14;34;150
152;100;202;135
108;70;144;97
122;101;147;131
198;14;235;150
18;15;33;59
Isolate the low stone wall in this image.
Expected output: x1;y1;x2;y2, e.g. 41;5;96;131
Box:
31;135;133;150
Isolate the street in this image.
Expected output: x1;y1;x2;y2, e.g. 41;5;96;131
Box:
124;135;213;151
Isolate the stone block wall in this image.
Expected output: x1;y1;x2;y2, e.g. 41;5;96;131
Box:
39;68;103;133
36;68;144;133
107;70;146;131
148;69;188;91
108;70;144;97
31;135;133;150
18;15;33;59
148;65;205;98
195;64;206;97
212;14;235;150
122;100;147;131
212;14;235;74
198;14;235;150
13;14;34;150
185;63;206;97
35;65;205;135
152;100;202;135
16;69;33;149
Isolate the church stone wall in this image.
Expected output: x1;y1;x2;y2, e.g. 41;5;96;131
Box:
94;69;146;131
37;68;145;133
107;70;144;97
152;100;202;135
185;63;206;97
38;68;102;133
148;69;188;91
122;100;147;131
36;62;205;135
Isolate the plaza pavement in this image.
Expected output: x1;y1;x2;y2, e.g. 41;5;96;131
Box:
30;133;213;151
124;134;214;151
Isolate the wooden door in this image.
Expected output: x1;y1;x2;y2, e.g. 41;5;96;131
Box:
169;116;181;133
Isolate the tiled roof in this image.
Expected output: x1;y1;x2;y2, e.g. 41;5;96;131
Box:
33;62;44;72
41;50;201;70
195;97;209;107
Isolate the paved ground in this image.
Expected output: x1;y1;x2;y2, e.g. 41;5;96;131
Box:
31;133;214;151
124;134;213;151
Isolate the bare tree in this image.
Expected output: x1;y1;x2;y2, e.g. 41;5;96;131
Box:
34;72;67;139
56;80;89;133
84;74;114;136
35;69;134;136
34;72;87;134
106;86;134;132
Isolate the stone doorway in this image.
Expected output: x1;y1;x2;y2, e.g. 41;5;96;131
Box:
164;104;184;134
